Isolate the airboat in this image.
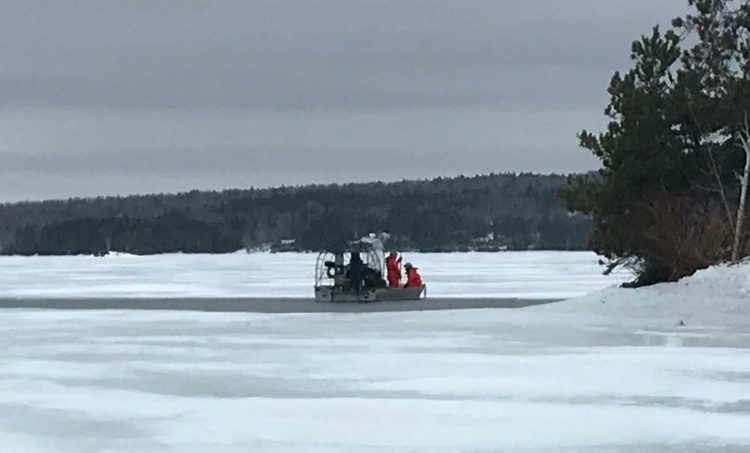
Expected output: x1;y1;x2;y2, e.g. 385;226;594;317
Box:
314;238;426;303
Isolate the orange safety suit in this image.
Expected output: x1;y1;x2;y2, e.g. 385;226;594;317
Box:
405;267;423;288
385;253;401;288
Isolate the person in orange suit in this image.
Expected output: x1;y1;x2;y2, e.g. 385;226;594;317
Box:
403;262;423;288
385;252;401;288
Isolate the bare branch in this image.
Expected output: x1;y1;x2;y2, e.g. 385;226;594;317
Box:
686;98;735;230
707;141;735;230
695;184;725;194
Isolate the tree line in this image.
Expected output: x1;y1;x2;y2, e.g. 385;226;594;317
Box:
0;173;592;255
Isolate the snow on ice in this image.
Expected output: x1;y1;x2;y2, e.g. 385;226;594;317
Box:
0;251;627;299
0;253;749;451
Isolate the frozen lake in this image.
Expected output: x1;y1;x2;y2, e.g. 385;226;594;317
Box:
1;252;746;451
1;305;748;452
0;251;629;299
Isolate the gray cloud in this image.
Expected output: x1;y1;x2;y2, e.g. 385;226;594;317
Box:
0;0;687;201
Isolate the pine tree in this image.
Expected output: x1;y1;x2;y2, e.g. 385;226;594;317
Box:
559;0;750;284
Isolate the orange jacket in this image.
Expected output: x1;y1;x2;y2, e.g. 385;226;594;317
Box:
405;267;423;288
385;255;401;288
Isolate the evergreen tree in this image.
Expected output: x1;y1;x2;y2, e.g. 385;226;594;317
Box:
559;0;750;284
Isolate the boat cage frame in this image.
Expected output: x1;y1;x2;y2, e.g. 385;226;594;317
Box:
314;240;385;287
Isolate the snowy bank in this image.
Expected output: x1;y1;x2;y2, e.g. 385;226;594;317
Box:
544;261;750;331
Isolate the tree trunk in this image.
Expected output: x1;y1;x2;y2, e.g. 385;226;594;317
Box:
732;118;750;263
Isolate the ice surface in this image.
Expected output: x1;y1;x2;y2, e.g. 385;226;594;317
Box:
1;305;749;452
1;256;749;451
0;251;628;299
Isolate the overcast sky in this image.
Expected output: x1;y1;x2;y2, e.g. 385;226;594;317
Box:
1;0;687;201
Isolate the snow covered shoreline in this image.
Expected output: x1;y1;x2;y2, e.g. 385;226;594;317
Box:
554;261;750;331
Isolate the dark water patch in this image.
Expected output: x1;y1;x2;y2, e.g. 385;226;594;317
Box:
0;297;558;313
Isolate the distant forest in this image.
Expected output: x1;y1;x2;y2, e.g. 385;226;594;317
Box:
0;173;592;255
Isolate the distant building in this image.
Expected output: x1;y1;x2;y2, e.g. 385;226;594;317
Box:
270;239;302;253
471;232;508;252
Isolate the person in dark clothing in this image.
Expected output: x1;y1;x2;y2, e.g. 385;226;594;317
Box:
362;266;386;289
348;252;364;292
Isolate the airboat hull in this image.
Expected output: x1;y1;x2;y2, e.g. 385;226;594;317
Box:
314;285;426;303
